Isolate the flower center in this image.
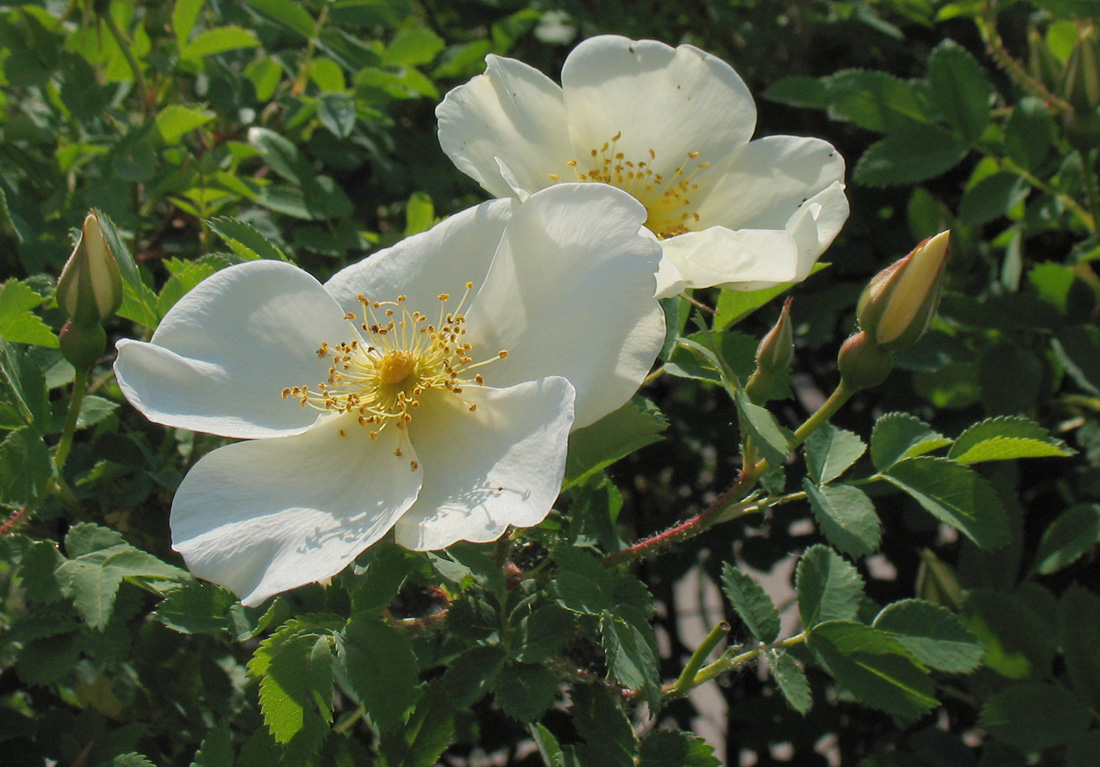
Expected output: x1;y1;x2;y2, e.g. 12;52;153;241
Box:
549;131;710;240
282;283;508;450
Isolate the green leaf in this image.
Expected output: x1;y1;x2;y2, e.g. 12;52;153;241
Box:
569;685;636;767
530;723;565;767
0;279;56;347
0;338;50;427
248;127;315;186
948;416;1073;464
108;755;156;767
1056;324;1100;395
769;650;813;714
1059;585;1100;709
318;92;356;138
713;267;827;330
173;0;204;49
600;605;660;707
383;26;445;67
563;396;667;489
94;210;143;295
77;395;118;429
352;544;420;616
155;105;214;144
0;427;53;506
720;562;780;643
735;390;793;468
761;76;827;109
180;26;260;61
509;601;574;663
803;480;883;559
871;412;951;470
404;191;434;237
963;588;1054;680
207;217;286;261
927;40;993;141
379;680;454;767
882;457;1009;549
245;57;283;101
113;132;157;182
854;125;969;186
957;172;1028;228
248;0;315;38
492;663;559;723
637;730;721;767
807;621;938;720
796;545;864;629
872;599;983;672
824;70;928;133
978;682;1092;750
554;546;615;615
804;424;866;484
154;580;237;635
337;616;419;734
442;644;506;708
1005;97;1055;171
190;725;234;767
1034;504;1100;574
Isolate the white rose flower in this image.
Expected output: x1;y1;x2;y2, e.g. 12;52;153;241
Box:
114;184;664;606
437;34;850;298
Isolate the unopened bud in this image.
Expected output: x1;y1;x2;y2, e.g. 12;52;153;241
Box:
857;231;950;353
59;321;107;370
1062;22;1100;116
1028;26;1064;96
837;331;893;391
745;297;794;404
56;212;123;327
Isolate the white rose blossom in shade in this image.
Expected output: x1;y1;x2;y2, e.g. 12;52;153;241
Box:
437;34;851;298
113;184;664;606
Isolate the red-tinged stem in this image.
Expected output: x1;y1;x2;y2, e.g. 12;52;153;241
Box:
601;473;753;566
0;502;34;539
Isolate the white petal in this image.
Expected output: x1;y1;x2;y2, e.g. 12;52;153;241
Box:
114;261;350;439
562;36;756;180
394;379;574;550
172;416;421;606
654;253;687;299
694;135;847;232
786;181;850;281
660;227;801;291
436;54;573;198
465;184;664;428
324;198;513;316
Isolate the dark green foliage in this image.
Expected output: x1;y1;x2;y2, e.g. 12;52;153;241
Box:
2;1;1099;764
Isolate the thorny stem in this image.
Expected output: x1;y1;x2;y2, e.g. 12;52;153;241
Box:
975;4;1074;115
0;502;37;539
600;478;756;566
606;381;857;566
665;632;808;699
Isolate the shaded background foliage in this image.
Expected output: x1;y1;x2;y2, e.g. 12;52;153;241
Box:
1;0;1100;765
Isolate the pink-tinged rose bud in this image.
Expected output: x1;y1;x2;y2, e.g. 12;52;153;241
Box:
856;231;950;353
56;212;123;327
1061;22;1100;150
745;297;794;404
837;331;894;390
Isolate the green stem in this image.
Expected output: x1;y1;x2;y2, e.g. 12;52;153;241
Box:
1000;155;1097;235
749;381;855;479
667;622;730;698
100;8;149;113
54;368;89;472
669;632;808;697
333;704;366;734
